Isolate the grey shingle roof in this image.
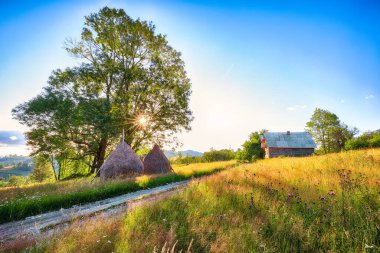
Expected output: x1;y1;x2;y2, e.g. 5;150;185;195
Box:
262;132;316;148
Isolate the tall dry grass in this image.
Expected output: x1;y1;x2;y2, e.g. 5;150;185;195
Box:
117;150;380;252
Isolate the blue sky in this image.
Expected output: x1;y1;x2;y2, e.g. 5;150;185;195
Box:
0;0;379;155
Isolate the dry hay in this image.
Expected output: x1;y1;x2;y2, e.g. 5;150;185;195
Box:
143;144;173;174
100;142;143;179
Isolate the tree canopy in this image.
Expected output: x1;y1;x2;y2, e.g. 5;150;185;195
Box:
13;7;193;177
306;108;357;153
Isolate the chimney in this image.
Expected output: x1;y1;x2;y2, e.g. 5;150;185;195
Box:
287;131;290;135
261;138;267;148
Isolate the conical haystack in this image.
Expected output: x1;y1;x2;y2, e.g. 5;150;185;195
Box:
100;142;143;179
143;144;173;174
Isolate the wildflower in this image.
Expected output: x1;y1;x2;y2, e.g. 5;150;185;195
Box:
97;240;100;243
341;173;347;177
107;240;112;243
320;196;325;201
329;190;336;196
365;244;374;249
287;193;294;198
103;235;107;238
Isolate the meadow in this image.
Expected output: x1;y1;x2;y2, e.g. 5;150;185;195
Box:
0;160;236;224
23;149;380;253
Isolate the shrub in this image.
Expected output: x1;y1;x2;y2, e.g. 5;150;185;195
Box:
345;138;369;150
369;134;380;148
8;175;27;187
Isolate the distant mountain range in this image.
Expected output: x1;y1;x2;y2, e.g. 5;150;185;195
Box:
164;150;203;158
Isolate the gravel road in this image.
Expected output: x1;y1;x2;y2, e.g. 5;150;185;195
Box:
0;180;189;243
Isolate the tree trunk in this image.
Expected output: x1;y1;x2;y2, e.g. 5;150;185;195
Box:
91;138;108;175
58;161;62;180
49;157;58;181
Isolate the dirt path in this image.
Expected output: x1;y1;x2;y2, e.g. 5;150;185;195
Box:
0;180;189;244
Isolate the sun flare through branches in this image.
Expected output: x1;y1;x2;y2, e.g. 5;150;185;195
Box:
133;114;150;129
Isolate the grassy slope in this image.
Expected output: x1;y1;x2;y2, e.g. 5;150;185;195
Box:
28;149;380;253
0;161;236;224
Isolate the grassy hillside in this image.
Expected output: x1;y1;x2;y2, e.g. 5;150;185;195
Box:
0;160;236;224
0;156;33;180
26;149;380;253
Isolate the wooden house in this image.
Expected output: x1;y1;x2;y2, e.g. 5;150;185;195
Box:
261;131;316;158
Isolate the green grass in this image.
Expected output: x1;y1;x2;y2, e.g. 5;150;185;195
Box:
0;161;236;224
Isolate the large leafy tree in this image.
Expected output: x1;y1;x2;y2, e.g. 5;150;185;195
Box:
306;108;357;153
13;7;193;175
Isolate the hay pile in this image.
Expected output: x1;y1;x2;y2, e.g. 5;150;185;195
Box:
100;142;143;179
143;144;173;174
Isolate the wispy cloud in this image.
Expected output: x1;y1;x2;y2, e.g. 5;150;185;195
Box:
340;99;345;103
0;131;25;146
287;105;307;111
365;94;375;100
9;136;18;141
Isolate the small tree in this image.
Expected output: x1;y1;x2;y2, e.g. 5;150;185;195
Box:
330;123;358;151
236;132;264;162
30;156;55;183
